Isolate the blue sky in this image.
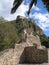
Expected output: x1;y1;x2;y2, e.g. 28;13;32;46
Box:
0;0;49;36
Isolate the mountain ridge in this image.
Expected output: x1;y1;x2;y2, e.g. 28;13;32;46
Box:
0;15;49;51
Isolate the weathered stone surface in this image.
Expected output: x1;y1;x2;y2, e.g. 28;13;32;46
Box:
26;33;41;46
0;32;48;65
24;46;48;64
48;48;49;63
0;15;48;65
0;44;48;65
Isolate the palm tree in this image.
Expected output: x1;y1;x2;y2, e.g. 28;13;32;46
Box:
11;0;49;15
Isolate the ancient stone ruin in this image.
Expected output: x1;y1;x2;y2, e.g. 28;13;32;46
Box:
0;28;48;65
0;16;48;65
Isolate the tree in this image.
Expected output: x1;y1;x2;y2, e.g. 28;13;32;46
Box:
11;0;49;15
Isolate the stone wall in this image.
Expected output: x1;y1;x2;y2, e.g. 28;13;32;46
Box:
26;34;41;46
48;48;49;63
24;46;48;64
0;44;26;65
0;43;48;65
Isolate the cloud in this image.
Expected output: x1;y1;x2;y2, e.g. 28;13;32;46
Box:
15;2;29;17
0;0;40;21
30;12;49;31
0;3;3;11
0;0;49;31
5;2;29;21
0;0;14;19
32;5;40;11
0;0;29;21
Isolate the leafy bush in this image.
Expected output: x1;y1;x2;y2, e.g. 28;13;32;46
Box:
40;34;49;48
0;21;22;51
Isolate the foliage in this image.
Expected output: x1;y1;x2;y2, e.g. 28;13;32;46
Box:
0;17;49;51
40;34;49;48
11;0;49;14
0;20;22;51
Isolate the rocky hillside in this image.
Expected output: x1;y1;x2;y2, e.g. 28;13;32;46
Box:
0;15;49;51
0;18;22;51
16;16;49;48
16;16;43;36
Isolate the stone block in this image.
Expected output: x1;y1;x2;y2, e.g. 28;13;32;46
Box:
24;46;48;64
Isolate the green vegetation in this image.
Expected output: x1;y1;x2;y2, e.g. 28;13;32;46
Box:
40;34;49;48
0;17;49;51
0;20;22;51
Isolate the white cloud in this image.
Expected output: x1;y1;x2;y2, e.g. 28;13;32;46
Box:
15;2;29;17
5;2;29;21
0;0;40;21
32;5;40;11
0;0;29;21
4;2;29;21
0;1;6;13
30;12;49;31
0;0;49;36
0;0;49;31
0;0;14;20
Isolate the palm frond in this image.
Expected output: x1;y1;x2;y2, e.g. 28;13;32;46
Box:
11;0;23;14
11;0;49;14
27;0;37;15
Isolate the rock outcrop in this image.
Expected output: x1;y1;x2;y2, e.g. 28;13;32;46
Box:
0;16;48;65
0;28;48;65
17;15;43;36
0;43;48;65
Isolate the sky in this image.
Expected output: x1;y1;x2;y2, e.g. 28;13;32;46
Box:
0;0;49;36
